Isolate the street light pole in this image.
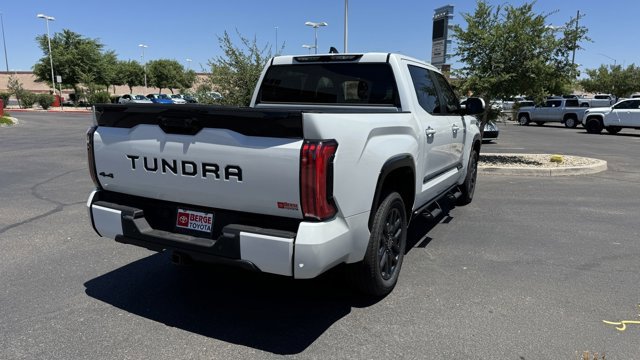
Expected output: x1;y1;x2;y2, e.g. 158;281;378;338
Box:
139;44;148;89
274;26;278;56
302;44;316;54
0;13;9;72
598;53;617;66
36;14;57;98
305;21;328;54
344;0;348;53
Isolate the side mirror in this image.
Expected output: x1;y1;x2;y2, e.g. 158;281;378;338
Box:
464;97;485;115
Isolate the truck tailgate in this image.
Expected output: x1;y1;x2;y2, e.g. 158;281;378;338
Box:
92;105;304;219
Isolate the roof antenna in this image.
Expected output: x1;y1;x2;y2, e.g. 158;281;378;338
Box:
329;47;339;54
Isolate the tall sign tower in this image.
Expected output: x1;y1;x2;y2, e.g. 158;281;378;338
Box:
431;5;454;70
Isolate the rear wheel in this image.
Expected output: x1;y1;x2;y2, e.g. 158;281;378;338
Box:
564;116;578;128
585;118;604;134
457;148;478;206
605;126;622;135
518;114;530;126
348;192;407;297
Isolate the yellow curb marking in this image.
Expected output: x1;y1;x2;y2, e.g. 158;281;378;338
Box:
603;304;640;331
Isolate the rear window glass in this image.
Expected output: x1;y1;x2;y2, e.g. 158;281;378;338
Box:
565;99;579;107
258;63;399;106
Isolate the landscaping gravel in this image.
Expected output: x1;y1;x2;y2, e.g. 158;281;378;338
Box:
479;153;602;168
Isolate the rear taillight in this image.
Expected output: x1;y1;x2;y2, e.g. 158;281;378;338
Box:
86;126;101;188
300;140;338;220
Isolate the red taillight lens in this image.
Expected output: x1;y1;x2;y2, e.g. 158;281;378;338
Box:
300;140;338;220
86;126;101;188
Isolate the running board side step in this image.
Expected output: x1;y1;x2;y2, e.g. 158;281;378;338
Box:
412;186;463;221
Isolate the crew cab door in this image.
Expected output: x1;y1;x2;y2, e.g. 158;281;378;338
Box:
431;71;465;162
406;64;459;204
614;99;640;127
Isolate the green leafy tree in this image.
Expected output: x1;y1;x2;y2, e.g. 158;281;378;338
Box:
116;60;145;93
94;50;120;92
580;64;640;98
33;29;105;96
7;75;25;108
146;59;185;94
179;69;197;93
206;30;272;106
452;1;589;125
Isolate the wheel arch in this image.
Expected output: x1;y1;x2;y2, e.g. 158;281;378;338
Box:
369;154;415;230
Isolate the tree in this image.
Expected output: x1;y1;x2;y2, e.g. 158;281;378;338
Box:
33;29;105;96
7;75;25;108
146;59;185;94
115;60;145;93
179;69;197;93
580;64;640;98
205;30;272;106
452;1;589;125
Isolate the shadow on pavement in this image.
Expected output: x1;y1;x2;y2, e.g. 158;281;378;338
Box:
84;209;446;354
84;251;378;355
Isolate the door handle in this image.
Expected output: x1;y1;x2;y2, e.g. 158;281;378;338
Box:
452;124;460;132
426;127;436;136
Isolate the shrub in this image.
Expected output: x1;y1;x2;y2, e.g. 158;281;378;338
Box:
0;92;10;108
87;91;111;105
37;93;55;110
19;92;37;109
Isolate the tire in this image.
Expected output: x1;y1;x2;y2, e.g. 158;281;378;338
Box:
518;114;530;126
564;116;578;128
585;118;603;134
457;148;478;206
605;126;622;135
348;192;407;297
535;121;544;126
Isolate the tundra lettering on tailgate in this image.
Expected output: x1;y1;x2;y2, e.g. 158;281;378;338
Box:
126;155;243;181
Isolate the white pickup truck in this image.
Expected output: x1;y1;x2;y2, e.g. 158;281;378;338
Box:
583;98;640;134
86;53;484;296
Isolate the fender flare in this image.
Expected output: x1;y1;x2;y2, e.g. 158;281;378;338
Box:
369;154;415;229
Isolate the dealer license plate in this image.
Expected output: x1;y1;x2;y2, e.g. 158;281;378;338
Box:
176;208;214;234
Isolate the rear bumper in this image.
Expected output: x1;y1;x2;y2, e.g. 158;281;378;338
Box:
87;190;369;279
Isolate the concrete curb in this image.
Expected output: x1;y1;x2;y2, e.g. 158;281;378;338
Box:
479;153;607;177
7;108;91;114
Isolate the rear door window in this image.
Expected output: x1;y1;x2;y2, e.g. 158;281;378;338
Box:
408;65;441;114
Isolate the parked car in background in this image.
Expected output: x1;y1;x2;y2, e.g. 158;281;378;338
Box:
169;94;187;104
501;96;525;111
119;94;152;104
482;121;499;142
583;98;640;134
578;94;616;108
146;94;174;104
517;98;587;128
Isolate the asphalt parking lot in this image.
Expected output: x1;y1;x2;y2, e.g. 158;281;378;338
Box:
1;113;639;359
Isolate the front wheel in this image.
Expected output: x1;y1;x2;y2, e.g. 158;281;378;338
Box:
457;148;479;206
585;118;603;134
348;192;407;297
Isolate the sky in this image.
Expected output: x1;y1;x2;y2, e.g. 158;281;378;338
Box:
0;0;634;74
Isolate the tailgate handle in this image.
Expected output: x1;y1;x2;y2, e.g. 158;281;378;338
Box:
159;116;203;135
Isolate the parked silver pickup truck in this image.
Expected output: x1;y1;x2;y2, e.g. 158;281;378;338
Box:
517;98;587;128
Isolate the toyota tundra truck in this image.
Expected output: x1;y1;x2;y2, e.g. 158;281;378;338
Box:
86;53;484;296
